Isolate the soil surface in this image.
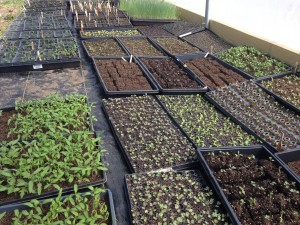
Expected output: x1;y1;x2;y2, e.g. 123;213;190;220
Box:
208;81;300;150
119;37;164;56
205;151;300;225
161;21;203;35
288;160;300;178
94;59;153;91
184;57;247;89
0;110;17;142
136;25;173;36
261;74;300;108
183;30;232;53
103;96;196;173
126;170;230;224
84;39;127;57
154;37;201;55
141;57;203;89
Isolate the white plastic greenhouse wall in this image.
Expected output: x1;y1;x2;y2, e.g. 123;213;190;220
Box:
167;0;300;53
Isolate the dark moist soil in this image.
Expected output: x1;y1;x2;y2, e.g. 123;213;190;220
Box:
154;37;201;55
183;30;232;53
95;59;153;91
184;57;247;89
260;74;300;108
288;161;300;177
84;39;127;57
136;25;174;36
161;21;203;35
119;37;164;56
205;151;300;225
0;110;17;142
103;96;196;173
142;58;203;89
208;81;300;151
125;170;230;224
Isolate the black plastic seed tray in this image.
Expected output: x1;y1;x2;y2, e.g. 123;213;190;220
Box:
161;21;205;36
204;92;278;152
255;72;300;115
117;36;166;57
197;145;300;225
136;56;207;94
92;56;159;96
82;37;130;59
0;131;107;206
129;18;179;26
79;28;143;39
74;15;132;30
0;189;116;225
175;53;254;91
149;36;204;57
102;99;198;173
275;149;300;183
124;169;232;225
155;94;263;150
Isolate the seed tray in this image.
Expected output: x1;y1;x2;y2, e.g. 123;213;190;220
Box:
206;81;300;151
0;189;116;225
102;97;198;173
136;25;174;37
136;56;207;94
2;30;73;40
204;92;278;152
0;38;80;72
79;28;143;39
82;37;130;58
182;29;233;54
24;0;66;10
197;145;300;225
10;16;71;31
124;170;232;225
92;57;159;96
161;21;205;36
150;36;204;57
117;36;166;57
275;149;300;183
129;18;179;26
155;95;260;149
0;132;107;206
0;101;95;142
255;72;300;115
74;15;132;30
175;53;253;91
217;46;292;79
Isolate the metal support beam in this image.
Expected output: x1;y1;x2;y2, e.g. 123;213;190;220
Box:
204;0;210;28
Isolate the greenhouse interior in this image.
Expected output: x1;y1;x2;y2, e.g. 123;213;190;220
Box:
0;0;299;224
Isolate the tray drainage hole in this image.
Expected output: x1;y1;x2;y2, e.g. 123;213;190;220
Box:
285;122;290;125
284;137;290;141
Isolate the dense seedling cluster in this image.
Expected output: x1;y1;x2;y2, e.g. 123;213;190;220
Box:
208;81;300;150
0;186;109;225
126;170;230;225
7;94;92;140
103;95;196;172
158;95;258;147
260;74;300;108
218;46;291;77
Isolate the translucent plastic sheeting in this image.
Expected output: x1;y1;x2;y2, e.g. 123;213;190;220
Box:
167;0;300;53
